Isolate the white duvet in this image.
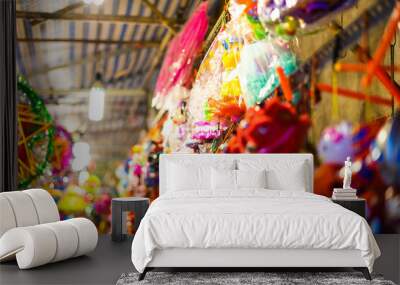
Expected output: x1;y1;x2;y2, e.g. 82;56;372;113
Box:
131;190;380;273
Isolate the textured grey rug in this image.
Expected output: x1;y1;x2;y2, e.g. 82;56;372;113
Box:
116;272;395;285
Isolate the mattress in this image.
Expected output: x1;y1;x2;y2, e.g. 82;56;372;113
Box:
131;190;380;273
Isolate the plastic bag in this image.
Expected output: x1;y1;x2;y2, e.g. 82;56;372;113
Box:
237;39;297;106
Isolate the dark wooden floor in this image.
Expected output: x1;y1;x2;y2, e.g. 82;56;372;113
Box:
0;235;134;285
1;234;399;285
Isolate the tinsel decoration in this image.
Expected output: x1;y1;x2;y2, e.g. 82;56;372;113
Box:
17;75;55;189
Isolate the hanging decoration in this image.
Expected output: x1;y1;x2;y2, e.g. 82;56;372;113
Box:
186;0;272;151
17;76;55;189
51;125;73;175
257;0;356;39
153;2;209;110
116;0;400;233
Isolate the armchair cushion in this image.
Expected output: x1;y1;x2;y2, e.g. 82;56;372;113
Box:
0;189;98;269
0;218;97;269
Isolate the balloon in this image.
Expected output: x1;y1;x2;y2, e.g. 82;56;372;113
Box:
133;164;142;177
115;164;127;179
318;122;353;164
372;113;400;187
131;145;143;154
93;193;111;215
58;192;87;214
274;16;300;39
82;174;101;194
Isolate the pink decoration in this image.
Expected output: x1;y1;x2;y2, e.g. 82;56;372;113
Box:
191;121;225;141
192;130;222;141
133;164;142;177
94;193;111;215
52;125;73;175
154;2;209;101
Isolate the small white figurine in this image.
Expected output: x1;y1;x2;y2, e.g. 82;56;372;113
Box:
343;156;352;189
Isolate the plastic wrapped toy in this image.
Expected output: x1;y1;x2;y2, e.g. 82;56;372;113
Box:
238;39;297;106
258;0;356;38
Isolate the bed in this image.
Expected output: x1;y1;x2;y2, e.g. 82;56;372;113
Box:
131;154;380;281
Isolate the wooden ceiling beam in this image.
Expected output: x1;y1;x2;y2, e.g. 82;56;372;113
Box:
27;44;158;77
30;2;85;26
141;0;178;34
18;37;160;47
86;126;141;134
37;88;147;97
16;11;178;25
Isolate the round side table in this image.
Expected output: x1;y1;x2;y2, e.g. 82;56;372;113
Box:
111;197;149;242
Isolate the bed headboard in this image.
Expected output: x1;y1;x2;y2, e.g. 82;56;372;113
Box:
159;153;314;195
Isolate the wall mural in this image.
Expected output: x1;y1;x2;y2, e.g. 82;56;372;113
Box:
17;0;400;234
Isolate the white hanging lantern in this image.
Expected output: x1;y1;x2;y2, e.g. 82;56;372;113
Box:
88;73;106;121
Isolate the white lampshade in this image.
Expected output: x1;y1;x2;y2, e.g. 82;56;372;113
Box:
88;82;105;121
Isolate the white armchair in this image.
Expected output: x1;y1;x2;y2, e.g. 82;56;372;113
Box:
0;189;98;269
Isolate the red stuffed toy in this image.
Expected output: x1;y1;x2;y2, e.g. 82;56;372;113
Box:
227;97;310;153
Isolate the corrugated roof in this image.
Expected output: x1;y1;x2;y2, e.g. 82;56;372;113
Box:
16;0;197;160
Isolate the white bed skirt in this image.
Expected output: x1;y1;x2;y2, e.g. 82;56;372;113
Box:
148;248;367;268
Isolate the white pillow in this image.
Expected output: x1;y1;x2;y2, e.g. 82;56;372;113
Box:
266;162;306;191
238;159;307;191
211;168;236;190
236;169;267;189
167;162;211;191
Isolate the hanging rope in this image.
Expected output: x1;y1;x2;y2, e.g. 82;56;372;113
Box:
331;33;341;122
390;31;396;116
359;14;371;123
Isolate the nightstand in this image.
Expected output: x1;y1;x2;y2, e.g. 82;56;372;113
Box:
111;197;149;242
331;198;366;218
